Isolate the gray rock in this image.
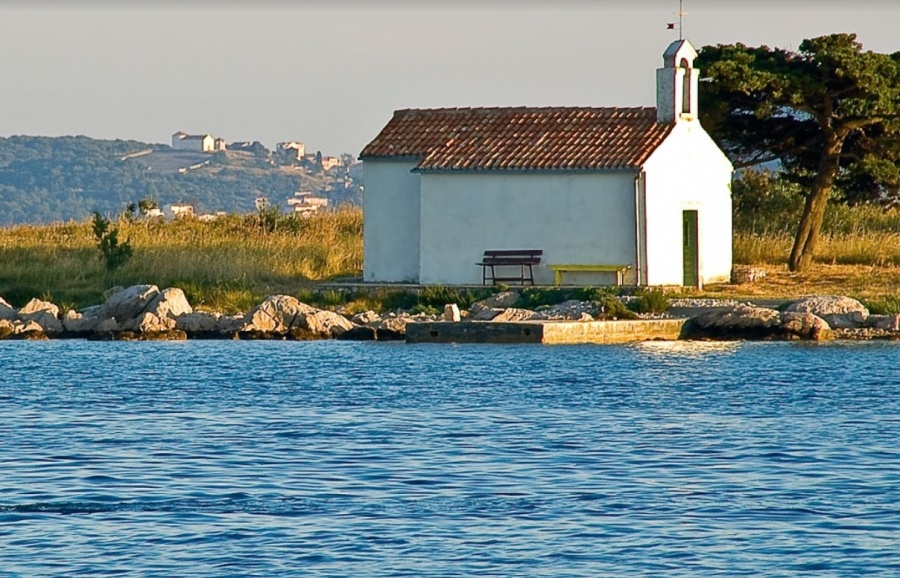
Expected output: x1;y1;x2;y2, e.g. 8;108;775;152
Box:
490;308;536;322
99;285;160;322
532;300;600;320
18;299;62;334
469;291;519;316
14;320;47;340
687;305;833;341
352;310;380;325
780;312;834;341
470;307;504;321
176;312;222;334
0;297;15;321
293;308;355;339
145;287;192;319
121;312;176;333
865;314;900;331
242;295;315;334
216;314;245;334
784;295;868;329
63;309;101;333
443;303;461;322
95;318;121;333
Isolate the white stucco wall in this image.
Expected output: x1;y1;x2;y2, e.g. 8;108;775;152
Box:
642;120;733;286
417;171;639;285
362;160;421;282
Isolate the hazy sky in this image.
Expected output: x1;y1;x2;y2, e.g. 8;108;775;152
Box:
1;1;898;156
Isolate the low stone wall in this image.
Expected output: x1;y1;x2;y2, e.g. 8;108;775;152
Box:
407;319;687;345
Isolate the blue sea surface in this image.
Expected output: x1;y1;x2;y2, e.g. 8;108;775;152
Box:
1;340;899;576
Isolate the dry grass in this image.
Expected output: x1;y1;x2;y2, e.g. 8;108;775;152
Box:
5;202;900;312
728;228;900;302
0;208;362;311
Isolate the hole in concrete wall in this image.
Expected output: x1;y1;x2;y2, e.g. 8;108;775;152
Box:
523;329;532;336
430;330;439;337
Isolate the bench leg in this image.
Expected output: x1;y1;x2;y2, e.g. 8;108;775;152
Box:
554;270;562;286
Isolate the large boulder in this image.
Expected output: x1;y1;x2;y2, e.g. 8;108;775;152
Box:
0;297;16;321
99;285;160;322
0;319;14;339
784;295;868;329
18;299;62;334
63;309;99;333
145;288;192;319
242;295;315;334
291;308;355;339
687;305;833;340
779;312;834;341
120;312;176;333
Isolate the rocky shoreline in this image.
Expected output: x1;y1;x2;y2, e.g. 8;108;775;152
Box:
0;285;895;342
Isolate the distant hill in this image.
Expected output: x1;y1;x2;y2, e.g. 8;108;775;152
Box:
0;135;362;225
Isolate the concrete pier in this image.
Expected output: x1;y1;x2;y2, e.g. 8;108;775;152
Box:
406;319;688;345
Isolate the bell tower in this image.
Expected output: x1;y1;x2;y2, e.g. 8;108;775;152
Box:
656;39;699;124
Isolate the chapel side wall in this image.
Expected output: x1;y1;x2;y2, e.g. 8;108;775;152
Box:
642;120;733;286
418;172;637;285
363;160;421;282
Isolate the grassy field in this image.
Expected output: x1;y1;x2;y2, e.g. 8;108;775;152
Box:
0;208;362;312
4;204;900;313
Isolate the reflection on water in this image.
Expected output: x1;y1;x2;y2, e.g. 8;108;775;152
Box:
636;339;744;357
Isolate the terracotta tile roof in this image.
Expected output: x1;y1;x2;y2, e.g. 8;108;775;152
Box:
360;107;673;171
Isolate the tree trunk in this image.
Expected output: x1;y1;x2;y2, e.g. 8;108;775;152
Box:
788;137;844;272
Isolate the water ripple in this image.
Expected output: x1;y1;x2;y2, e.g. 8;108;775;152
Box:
1;340;900;575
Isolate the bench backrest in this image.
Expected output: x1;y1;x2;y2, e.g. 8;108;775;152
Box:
483;249;542;259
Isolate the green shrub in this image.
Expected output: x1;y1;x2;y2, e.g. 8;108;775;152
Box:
92;212;133;271
418;285;497;310
862;295;900;315
629;288;671;315
515;287;571;309
515;286;616;310
599;296;638;320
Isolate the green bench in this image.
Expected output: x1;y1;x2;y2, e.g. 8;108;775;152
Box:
548;264;632;286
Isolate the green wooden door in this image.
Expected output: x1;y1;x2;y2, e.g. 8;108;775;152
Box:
682;210;699;287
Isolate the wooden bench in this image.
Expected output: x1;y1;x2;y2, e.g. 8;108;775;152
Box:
476;250;542;286
548;264;632;286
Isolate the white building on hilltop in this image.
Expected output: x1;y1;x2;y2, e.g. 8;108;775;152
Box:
172;131;219;153
359;39;733;287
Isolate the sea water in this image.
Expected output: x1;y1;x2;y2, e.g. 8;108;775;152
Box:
1;340;899;576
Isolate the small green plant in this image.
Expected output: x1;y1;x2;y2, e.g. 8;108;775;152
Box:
515;287;570;309
628;288;671;315
91;211;133;271
253;197;281;233
599;296;638;320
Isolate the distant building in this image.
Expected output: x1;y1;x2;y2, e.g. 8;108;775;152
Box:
172;131;217;153
288;191;328;217
165;203;195;219
277;141;306;159
321;156;343;171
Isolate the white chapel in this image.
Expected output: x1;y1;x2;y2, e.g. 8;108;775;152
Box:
360;39;733;287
